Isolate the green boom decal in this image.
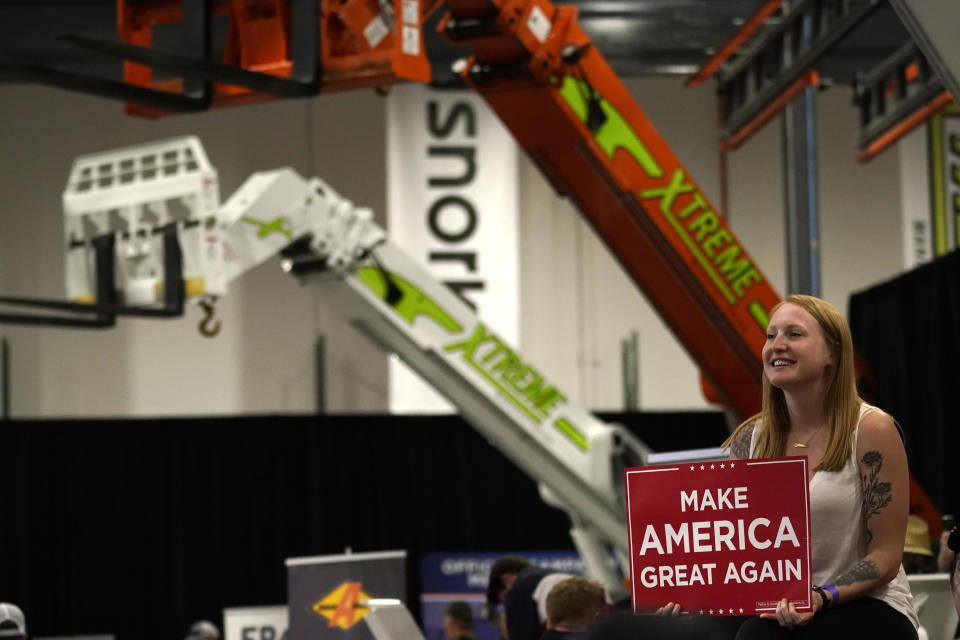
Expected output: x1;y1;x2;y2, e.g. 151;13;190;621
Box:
358;266;588;450
444;322;588;451
639;168;764;306
559;76;663;179
356;266;462;333
558;76;770;331
242;215;293;240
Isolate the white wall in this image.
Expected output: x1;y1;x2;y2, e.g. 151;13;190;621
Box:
816;88;905;304
0;76;908;417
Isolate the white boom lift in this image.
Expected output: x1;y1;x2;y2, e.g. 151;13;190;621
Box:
63;136;654;602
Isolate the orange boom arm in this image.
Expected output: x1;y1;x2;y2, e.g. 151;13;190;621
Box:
112;0;780;419
442;0;780;419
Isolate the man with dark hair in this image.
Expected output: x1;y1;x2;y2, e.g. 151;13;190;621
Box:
486;556;533;611
442;601;476;640
0;603;27;640
542;577;607;640
486;556;573;640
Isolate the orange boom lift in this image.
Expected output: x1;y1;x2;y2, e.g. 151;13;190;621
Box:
96;0;779;420
0;0;941;540
437;0;780;420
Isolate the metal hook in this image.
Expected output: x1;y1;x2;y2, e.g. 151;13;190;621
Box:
198;299;221;337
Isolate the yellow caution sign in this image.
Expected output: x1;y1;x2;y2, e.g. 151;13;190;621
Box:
310;581;372;630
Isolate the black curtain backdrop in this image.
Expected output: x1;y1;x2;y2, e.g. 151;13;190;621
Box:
1;411;726;640
849;248;960;521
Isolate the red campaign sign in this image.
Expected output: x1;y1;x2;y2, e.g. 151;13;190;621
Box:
624;456;812;617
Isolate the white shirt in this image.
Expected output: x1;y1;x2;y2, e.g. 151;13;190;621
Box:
751;403;918;627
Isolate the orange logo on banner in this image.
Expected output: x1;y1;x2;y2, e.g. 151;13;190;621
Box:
311;581;372;629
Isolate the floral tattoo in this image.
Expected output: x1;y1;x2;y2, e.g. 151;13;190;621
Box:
731;422;755;459
860;450;892;544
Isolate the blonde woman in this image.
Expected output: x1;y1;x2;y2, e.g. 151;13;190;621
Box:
726;295;918;639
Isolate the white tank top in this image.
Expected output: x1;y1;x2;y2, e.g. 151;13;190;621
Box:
750;403;918;627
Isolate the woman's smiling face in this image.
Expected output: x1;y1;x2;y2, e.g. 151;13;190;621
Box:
762;303;834;391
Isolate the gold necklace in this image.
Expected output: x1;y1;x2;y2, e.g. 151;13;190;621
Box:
792;425;824;448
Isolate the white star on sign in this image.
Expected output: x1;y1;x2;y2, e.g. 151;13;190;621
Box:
700;465;705;470
690;465;695;471
739;608;744;614
731;463;736;468
699;610;704;615
710;464;715;469
720;463;725;469
709;609;714;615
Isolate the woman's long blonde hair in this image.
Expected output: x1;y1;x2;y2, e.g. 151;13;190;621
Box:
722;294;862;472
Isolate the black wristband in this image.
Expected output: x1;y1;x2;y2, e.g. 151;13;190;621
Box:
812;586;829;611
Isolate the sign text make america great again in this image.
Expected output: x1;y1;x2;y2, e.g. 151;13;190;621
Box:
624;457;812;616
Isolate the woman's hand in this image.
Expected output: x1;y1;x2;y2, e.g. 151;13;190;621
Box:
759;593;821;628
655;602;681;616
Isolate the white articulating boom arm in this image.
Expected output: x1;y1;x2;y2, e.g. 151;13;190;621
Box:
63;137;652;601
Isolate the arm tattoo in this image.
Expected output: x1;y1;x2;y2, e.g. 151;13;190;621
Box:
835;559;880;585
860;450;893;544
730;422;755;459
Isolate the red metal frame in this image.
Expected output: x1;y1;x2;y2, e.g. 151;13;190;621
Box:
117;0;434;118
857;90;954;163
720;70;820;152
686;0;782;89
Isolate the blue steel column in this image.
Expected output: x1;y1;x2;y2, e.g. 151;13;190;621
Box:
782;84;821;297
781;2;820;297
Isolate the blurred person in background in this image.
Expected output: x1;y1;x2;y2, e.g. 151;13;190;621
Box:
443;601;476;640
542;577;607;640
0;604;27;640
